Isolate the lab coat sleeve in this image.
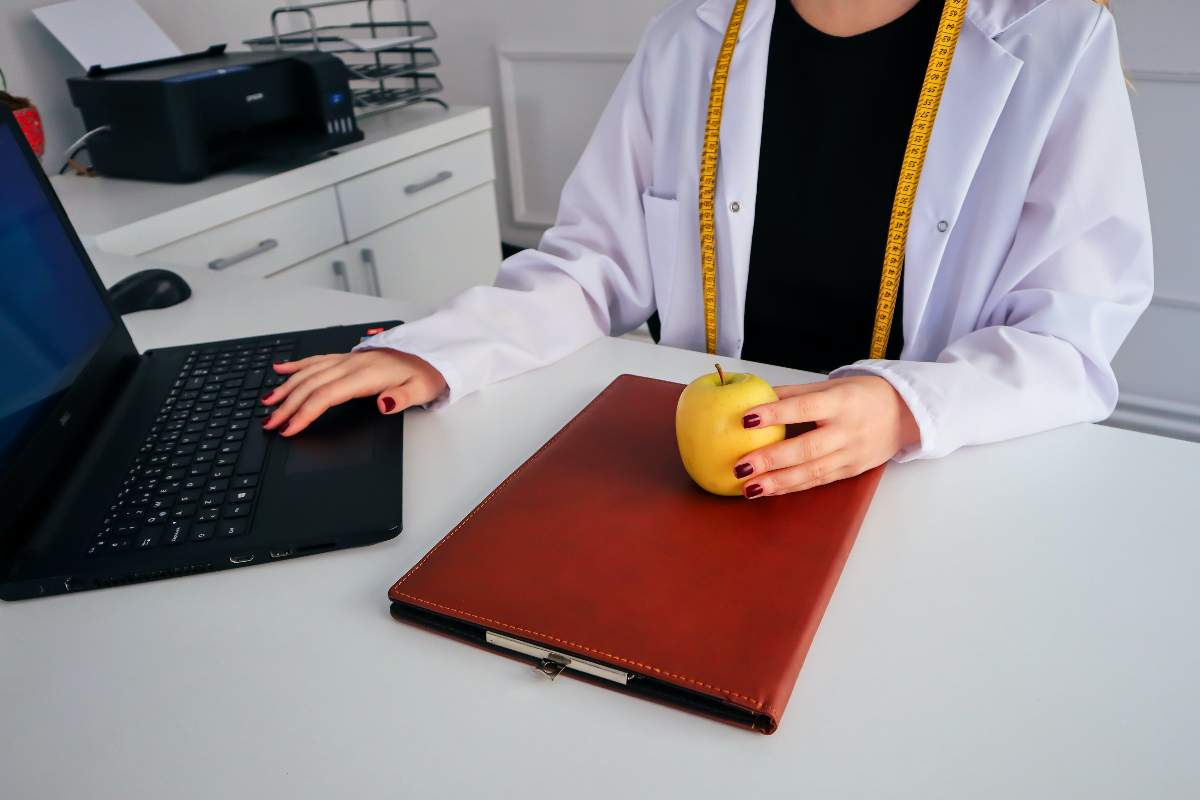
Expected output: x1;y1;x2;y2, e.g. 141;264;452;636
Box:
351;27;662;407
831;9;1153;461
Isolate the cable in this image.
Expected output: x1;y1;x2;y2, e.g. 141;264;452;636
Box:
57;124;112;175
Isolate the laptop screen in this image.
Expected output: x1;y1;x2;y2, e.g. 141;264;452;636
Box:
0;124;115;470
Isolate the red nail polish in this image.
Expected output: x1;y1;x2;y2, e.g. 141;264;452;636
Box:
261;393;272;403
734;462;753;479
381;396;396;413
744;483;763;499
743;414;761;429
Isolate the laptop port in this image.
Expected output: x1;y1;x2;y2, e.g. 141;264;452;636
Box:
229;554;255;565
269;548;293;559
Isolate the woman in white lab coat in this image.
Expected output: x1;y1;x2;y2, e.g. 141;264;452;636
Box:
262;0;1152;498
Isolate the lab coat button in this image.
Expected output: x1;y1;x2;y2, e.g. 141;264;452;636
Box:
937;220;950;232
729;201;741;213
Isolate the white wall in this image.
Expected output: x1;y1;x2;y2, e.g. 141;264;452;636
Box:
421;0;670;248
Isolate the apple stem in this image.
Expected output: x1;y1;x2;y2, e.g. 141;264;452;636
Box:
714;363;726;386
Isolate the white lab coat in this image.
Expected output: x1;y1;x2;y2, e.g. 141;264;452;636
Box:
360;0;1152;461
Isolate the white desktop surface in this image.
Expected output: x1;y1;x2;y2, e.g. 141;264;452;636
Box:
2;266;1198;799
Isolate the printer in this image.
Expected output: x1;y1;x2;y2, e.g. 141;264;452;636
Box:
67;45;364;182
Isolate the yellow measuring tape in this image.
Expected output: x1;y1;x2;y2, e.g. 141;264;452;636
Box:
697;0;967;358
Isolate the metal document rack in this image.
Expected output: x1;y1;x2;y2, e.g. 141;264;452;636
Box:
245;0;447;115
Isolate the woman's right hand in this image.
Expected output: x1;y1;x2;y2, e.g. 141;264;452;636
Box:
261;349;447;437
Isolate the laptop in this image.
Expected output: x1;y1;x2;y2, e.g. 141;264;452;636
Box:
0;108;404;601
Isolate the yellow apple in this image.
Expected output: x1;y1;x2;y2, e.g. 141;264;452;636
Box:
675;364;786;496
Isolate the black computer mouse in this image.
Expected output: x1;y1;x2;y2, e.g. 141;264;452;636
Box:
107;269;192;315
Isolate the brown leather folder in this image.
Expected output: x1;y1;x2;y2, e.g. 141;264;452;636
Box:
389;374;884;733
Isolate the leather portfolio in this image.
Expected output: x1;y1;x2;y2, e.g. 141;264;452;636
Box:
388;374;884;733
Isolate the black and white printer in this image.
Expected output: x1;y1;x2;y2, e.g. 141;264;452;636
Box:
67;45;363;182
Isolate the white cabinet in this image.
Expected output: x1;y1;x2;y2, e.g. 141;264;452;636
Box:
143;189;346;279
267;182;502;308
54;106;502;312
336;132;495;240
356;183;502;307
265;245;361;293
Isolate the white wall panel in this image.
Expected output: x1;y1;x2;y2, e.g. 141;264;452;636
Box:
498;51;631;228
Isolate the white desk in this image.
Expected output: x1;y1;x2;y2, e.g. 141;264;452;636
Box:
2;270;1199;799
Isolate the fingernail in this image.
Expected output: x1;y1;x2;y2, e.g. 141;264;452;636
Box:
744;483;763;499
381;396;396;413
734;462;753;479
261;393;272;404
743;414;761;429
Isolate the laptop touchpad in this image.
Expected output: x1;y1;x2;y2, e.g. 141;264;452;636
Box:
284;400;377;474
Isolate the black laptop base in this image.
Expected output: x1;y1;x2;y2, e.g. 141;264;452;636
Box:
1;322;404;601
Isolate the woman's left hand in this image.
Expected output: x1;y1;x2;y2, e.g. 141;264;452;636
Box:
734;376;920;498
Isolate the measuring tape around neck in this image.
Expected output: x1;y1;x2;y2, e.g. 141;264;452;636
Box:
697;0;968;358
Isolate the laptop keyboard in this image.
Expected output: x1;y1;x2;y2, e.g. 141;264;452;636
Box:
88;336;296;556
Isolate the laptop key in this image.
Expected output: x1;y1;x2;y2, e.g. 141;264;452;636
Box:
137;529;162;549
223;504;251;519
218;521;247;538
164;523;189;545
191;525;215;542
236;425;268;474
233;476;258;489
171;504;197;519
198;508;219;523
242;369;264;390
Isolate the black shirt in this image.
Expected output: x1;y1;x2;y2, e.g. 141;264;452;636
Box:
740;0;943;372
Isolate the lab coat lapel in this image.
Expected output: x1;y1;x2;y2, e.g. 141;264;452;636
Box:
903;13;1023;343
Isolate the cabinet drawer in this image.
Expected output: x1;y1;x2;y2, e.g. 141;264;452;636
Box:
337;131;494;241
359;182;502;308
265;245;373;296
144;189;345;278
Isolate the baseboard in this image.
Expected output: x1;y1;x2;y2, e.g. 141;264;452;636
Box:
1105;393;1200;443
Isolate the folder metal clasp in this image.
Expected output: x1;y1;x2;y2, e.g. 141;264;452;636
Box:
485;630;632;685
535;653;570;681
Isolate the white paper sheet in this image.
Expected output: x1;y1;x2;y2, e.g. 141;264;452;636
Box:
33;0;181;70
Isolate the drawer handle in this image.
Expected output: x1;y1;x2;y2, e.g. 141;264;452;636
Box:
404;170;453;196
331;260;351;292
361;248;383;297
208;239;279;271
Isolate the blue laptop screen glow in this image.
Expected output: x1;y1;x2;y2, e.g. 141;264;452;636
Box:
0;124;114;469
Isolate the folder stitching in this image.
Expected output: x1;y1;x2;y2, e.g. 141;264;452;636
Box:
390;375;774;715
392;590;774;713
